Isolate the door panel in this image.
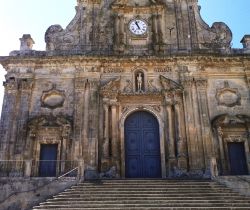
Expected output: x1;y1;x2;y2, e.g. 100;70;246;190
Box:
39;144;58;177
125;111;161;178
228;143;248;175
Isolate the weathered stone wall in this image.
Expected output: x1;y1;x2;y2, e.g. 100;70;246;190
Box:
0;54;249;178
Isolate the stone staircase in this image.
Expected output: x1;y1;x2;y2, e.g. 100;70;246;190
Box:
33;179;250;210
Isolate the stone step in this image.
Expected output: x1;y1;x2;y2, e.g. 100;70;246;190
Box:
41;200;250;205
54;193;242;198
33;203;250;208
32;180;250;210
65;188;234;192
71;185;226;189
58;190;239;195
33;208;250;210
48;196;250;201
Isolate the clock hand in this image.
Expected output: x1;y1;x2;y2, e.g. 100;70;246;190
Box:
135;21;141;30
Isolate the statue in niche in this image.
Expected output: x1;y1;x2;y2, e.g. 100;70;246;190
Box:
135;72;144;92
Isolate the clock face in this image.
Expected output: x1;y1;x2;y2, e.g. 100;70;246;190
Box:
129;19;148;35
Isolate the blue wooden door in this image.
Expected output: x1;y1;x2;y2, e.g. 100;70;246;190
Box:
228;143;248;175
39;144;58;177
125;111;161;178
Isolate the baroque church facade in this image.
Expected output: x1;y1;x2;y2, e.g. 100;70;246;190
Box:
0;0;250;179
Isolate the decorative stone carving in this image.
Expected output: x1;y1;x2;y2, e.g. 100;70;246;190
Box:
101;77;121;99
212;114;248;127
198;20;232;50
20;34;35;51
104;68;124;73
210;22;232;49
75;78;87;89
216;81;241;107
41;85;66;109
224;135;247;143
3;77;18;91
28;115;72;132
160;75;183;91
154;67;172;73
195;79;208;88
123;80;133;93
19;79;33;90
152;105;161;112
148;79;158;92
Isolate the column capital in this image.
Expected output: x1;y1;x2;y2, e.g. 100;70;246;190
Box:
110;99;119;106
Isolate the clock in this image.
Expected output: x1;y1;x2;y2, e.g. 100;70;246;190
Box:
129;19;148;35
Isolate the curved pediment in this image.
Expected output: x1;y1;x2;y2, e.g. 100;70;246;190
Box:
160;75;183;91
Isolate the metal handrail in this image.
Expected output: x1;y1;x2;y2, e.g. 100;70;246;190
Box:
58;167;78;179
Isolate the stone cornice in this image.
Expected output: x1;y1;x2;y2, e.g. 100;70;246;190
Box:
0;54;250;71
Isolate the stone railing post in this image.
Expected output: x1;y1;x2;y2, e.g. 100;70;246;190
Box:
210;157;219;179
77;159;85;181
24;160;32;178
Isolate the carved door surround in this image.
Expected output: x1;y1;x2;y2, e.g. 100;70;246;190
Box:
100;75;188;178
212;114;250;175
26;115;72;176
160;75;188;175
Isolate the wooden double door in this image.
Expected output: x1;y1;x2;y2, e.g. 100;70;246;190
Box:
125;111;161;178
39;144;58;177
228;142;248;175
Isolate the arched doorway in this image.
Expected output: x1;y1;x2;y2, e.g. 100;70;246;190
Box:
212;114;250;175
125;111;161;178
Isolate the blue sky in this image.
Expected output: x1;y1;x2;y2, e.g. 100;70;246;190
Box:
0;0;249;110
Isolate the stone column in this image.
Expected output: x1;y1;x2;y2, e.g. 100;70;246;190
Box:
0;78;18;160
60;137;67;173
152;14;158;42
196;78;215;176
114;14;120;51
14;79;33;155
174;98;187;170
166;102;176;167
102;99;110;170
110;99;119;172
157;14;164;53
103;99;110;158
74;78;86;159
191;80;205;171
157;14;163;42
83;81;90;162
217;126;226;174
87;81;99;171
181;78;201;172
119;14;125;45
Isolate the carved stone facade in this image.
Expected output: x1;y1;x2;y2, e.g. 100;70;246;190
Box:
0;0;250;179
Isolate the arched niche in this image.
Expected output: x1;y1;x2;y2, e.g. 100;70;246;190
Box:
134;69;146;92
